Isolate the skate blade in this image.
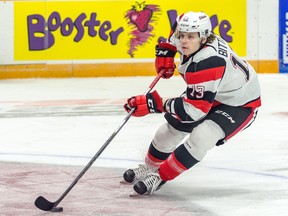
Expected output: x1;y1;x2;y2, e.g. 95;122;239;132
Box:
119;180;133;185
129;190;151;197
129;191;142;197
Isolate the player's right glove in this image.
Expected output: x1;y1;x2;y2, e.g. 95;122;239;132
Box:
124;90;164;117
155;42;177;79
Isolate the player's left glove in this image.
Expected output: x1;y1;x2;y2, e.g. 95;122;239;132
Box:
155;42;177;79
124;90;164;117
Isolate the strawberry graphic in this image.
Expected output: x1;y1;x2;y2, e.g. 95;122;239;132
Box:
130;7;152;32
125;2;161;57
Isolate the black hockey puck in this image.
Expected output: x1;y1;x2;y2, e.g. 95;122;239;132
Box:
51;207;63;212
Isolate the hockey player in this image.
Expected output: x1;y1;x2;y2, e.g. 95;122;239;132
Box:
123;11;261;196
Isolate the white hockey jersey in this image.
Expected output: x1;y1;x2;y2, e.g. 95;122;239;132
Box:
166;34;261;122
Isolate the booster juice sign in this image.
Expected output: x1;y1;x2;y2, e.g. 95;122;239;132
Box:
14;0;246;60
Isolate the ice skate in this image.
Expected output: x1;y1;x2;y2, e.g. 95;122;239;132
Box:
121;164;151;184
132;171;166;196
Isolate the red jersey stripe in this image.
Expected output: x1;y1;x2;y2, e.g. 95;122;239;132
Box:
184;98;212;114
243;97;261;108
186;66;225;84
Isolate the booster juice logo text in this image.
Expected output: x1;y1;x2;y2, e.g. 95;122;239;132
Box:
27;11;124;50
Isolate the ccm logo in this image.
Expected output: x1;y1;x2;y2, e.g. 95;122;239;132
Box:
215;110;235;123
156;50;169;55
147;99;155;113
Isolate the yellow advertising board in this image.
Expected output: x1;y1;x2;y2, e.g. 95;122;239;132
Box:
14;0;246;60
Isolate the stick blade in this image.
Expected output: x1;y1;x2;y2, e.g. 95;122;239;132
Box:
34;196;54;211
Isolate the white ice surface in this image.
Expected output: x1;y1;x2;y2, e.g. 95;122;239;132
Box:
0;74;287;216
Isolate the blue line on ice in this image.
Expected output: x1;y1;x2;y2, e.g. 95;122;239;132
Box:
1;152;288;180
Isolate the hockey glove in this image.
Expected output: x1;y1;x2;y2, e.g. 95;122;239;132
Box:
124;90;164;117
155;42;177;79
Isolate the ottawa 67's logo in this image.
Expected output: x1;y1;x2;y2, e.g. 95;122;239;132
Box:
125;1;161;57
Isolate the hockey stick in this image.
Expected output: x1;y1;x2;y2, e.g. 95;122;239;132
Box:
34;70;164;212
